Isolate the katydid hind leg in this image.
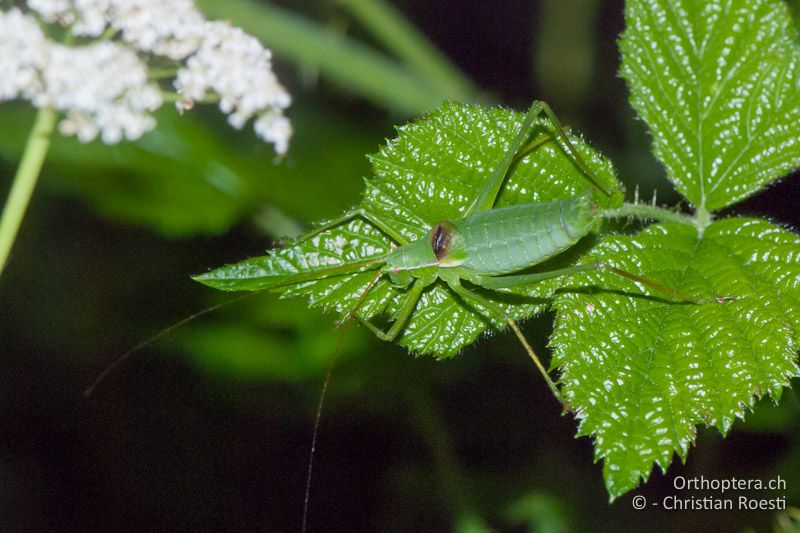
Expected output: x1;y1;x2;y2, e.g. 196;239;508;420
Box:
510;132;556;167
598;263;733;304
465;100;550;216
445;278;564;404
476;261;731;304
533;101;612;197
474;263;600;290
466;100;612;218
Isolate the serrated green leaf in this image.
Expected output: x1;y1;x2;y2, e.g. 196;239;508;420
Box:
197;102;623;357
551;218;800;498
620;0;800;211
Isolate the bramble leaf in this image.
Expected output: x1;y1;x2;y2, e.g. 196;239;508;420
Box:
551;218;800;498
620;0;800;211
196;102;623;357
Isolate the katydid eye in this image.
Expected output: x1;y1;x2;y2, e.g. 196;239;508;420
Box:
431;222;453;260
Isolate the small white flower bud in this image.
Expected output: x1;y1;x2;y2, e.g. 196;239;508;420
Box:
111;0;205;60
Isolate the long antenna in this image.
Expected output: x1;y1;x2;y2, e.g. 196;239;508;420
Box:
301;320;351;533
83;293;254;396
302;268;384;532
85;256;388;397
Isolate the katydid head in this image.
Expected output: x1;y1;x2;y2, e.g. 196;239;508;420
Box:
383;231;439;285
381;220;469;287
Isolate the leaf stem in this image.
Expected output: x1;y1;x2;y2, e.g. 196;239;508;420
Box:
98;25;120;42
0;106;58;276
603;202;697;228
694;206;712;232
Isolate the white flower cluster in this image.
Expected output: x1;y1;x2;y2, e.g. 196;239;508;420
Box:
175;22;292;154
0;1;292;152
42;43;161;143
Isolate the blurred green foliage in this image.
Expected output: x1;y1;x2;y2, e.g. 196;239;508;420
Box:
0;104;376;237
533;0;601;110
195;0;479;114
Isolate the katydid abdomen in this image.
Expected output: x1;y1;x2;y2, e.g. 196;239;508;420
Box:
442;193;596;275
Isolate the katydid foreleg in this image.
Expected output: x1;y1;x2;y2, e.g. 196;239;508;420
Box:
293;204;434;341
353;278;426;341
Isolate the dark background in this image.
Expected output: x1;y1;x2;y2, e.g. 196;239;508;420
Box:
1;1;799;531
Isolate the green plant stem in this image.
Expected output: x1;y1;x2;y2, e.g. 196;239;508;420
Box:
148;67;180;80
335;0;477;101
97;25;119;42
160;91;218;104
694;205;712;231
0;107;57;276
603;202;697;227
